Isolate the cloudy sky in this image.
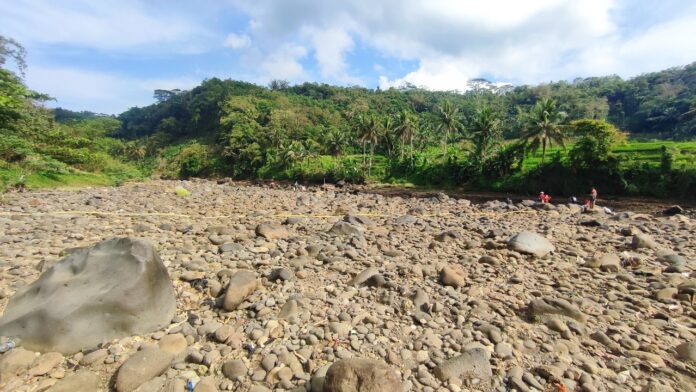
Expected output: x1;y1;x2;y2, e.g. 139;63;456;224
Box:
1;0;695;114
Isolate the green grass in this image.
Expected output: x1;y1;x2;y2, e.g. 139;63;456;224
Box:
521;140;696;170
0;158;146;192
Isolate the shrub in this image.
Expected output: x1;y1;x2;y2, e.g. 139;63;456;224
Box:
178;143;209;177
0;135;33;162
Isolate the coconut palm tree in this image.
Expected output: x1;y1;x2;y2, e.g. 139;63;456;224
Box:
436;101;464;157
381;116;396;159
324;127;346;157
469;106;501;164
521;98;567;167
356;114;380;175
394;110;417;164
278;140;305;169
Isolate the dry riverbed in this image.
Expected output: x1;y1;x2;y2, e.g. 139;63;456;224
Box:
0;179;695;392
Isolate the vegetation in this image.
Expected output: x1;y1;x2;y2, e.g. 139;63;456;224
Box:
0;36;145;191
2;34;696;199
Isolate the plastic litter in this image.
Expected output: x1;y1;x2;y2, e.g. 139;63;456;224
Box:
0;339;16;353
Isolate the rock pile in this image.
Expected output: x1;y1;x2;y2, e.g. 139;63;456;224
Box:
0;179;694;391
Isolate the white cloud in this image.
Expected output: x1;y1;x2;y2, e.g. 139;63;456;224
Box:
0;0;213;53
5;0;695;112
231;0;696;90
307;27;354;78
26;66;201;114
224;33;251;49
260;44;308;81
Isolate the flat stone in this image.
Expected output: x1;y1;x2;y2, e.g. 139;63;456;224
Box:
114;348;173;392
527;297;587;323
508;231;554;257
433;347;492;382
255;222;289;240
46;370;101;392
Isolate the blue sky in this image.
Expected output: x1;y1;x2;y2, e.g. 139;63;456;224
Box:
1;0;695;114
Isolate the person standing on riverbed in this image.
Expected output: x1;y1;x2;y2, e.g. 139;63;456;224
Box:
590;187;598;209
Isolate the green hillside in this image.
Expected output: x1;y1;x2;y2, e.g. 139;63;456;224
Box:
2;34;696;198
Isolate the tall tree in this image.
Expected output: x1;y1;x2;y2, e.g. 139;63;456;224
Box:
394;110;417;164
521;98;567;166
323;127;346;157
0;35;27;77
436;100;464;157
356;114;380;175
469;105;501;165
381;116;396;159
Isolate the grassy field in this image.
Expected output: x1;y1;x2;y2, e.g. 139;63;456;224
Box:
522;140;696;170
0;160;146;191
258;140;696;185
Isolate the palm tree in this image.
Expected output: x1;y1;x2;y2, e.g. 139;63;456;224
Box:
381;116;396;159
469;106;501;164
324;127;346;157
436;101;464;157
521;98;567;167
394;110;417;164
356;114;380;175
278;141;305;169
123;141;146;163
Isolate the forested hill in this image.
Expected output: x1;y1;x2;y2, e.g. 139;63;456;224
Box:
114;62;696;142
2;29;696;197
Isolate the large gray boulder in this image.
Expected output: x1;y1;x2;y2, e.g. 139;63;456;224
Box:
0;237;176;354
508;231;554;257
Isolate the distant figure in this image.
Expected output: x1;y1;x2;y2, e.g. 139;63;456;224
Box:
590;187;598;210
16;175;26;192
293;181;298;191
539;191;551;203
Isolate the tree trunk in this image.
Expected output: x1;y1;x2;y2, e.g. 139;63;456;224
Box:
410;133;414;166
369;142;374;176
541;139;546;167
399;135;404;160
362;141;366;166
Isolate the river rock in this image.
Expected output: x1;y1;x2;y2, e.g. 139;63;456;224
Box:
222;270;259;311
46;370;101;392
255;223;289;240
527;297;587;323
323;358;401;392
439;265;466;287
0;237;176;354
328;221;363;236
433;347;492;382
632;233;658;249
675;341;696;362
508;231;554;257
114;348;173;392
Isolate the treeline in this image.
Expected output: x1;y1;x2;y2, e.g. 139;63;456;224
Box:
106;62;696;198
116;62;696;143
2;32;696;198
